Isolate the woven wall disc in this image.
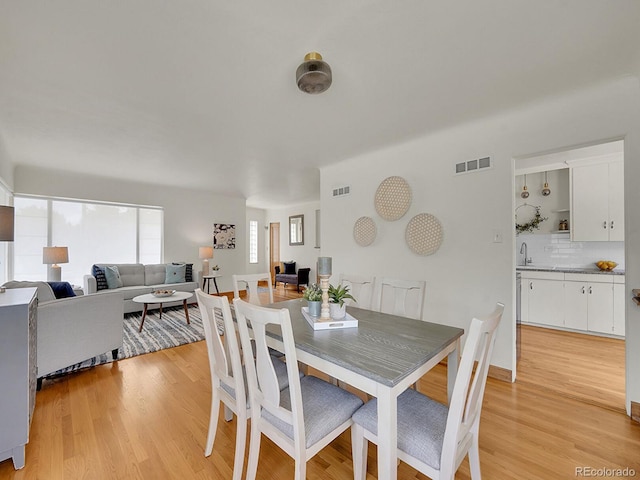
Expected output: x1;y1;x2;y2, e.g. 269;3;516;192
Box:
405;213;443;256
374;176;412;221
353;216;377;246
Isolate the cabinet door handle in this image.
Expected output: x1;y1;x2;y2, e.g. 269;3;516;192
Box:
589;286;592;294
610;220;614;230
603;221;607;229
582;286;585;294
529;282;533;290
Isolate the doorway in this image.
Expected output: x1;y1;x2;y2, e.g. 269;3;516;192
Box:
269;222;280;285
514;139;625;411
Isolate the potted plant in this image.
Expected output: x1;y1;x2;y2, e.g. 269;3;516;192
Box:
328;283;356;319
303;283;323;317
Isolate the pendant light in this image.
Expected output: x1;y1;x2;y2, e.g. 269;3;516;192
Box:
541;171;551;196
520;175;530;199
296;52;332;94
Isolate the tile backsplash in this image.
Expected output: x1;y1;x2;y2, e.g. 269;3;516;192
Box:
516;233;624;269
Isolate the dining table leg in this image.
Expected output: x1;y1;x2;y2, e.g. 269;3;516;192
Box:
377;387;398;480
447;338;461;402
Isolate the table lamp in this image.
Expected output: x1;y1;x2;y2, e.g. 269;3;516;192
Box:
43;246;69;282
199;246;214;275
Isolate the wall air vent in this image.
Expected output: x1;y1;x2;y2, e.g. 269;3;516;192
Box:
332;185;351;197
455;156;491;175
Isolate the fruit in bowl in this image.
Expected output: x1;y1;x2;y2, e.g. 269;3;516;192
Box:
595;260;617;271
152;289;176;297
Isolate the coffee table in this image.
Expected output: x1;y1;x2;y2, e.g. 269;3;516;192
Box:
132;291;194;332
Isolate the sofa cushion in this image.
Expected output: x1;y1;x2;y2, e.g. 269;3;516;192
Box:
97;263;145;287
2;280;56;302
92;265;109;291
283;261;296;274
144;264;168;286
165;263;186;284
105;265;124;289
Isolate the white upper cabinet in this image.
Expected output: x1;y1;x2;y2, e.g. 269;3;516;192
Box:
571;159;624;241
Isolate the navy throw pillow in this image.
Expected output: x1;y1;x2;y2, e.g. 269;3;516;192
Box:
47;281;76;299
92;264;109;291
283;261;296;274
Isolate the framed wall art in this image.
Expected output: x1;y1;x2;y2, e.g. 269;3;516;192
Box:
213;223;236;249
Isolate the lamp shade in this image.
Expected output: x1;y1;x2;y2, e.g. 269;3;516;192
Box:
199;246;213;259
43;246;69;265
0;206;14;241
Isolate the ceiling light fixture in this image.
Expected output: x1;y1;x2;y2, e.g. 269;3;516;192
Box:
541;171;551;196
520;175;530;199
296;52;332;94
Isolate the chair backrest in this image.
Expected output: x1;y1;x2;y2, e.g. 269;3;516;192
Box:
195;289;245;404
440;302;504;477
232;273;274;305
233;299;305;448
338;273;375;310
372;277;426;320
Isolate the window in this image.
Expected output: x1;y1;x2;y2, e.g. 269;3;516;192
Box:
14;196;163;286
0;181;12;285
249;220;258;264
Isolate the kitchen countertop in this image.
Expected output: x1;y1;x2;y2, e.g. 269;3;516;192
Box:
516;265;625;275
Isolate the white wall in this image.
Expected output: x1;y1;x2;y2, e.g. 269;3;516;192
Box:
14;166;247;293
265;201;321;282
321;76;640;415
0;138;14;191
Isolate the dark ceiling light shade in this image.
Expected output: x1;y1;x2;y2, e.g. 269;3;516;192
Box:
296;52;332;94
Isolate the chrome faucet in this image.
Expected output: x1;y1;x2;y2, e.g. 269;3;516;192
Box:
519;242;532;266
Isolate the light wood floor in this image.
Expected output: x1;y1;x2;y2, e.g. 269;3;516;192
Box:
2;291;639;479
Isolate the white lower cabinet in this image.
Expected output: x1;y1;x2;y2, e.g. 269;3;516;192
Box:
564;274;613;334
520;270;625;337
521;271;565;328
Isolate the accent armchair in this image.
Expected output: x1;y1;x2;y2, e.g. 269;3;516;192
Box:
274;262;310;292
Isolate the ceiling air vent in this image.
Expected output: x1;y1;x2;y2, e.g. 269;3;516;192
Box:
455;156;491;175
332;185;351;197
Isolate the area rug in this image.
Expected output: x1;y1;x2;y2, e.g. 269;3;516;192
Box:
50;305;205;376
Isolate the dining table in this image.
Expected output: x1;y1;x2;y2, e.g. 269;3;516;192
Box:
262;298;464;480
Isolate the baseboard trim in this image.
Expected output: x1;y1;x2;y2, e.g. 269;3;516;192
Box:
488;365;512;383
631;401;640;423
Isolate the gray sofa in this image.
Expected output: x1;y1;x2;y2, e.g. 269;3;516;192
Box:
83;263;198;314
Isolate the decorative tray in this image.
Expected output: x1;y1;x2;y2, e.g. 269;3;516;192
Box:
152;289;176;298
301;307;358;330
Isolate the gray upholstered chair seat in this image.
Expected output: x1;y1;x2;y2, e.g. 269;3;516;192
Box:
220;355;301;406
352;387;448;469
262;375;363;448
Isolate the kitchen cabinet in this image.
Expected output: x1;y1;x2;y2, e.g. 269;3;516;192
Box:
519;270;625;337
571;160;624;241
0;288;37;470
521;271;565;328
564;274;613;334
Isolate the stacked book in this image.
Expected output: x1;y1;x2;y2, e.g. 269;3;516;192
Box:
633;289;640;306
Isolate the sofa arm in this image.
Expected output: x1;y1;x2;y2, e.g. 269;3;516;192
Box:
83;274;97;294
37;291;124;378
297;268;311;285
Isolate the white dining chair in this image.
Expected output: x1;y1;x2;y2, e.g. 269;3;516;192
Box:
232;272;274;305
339;273;375;310
372;277;426;320
233;298;364;480
351;302;504;480
195;289;294;480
